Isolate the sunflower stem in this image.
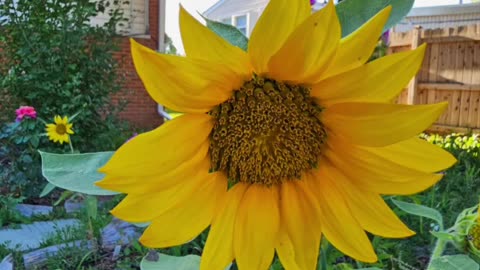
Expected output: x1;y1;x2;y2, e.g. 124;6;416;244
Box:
68;140;74;153
427;238;447;269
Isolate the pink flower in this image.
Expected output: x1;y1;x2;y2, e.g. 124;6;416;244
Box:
15;106;37;121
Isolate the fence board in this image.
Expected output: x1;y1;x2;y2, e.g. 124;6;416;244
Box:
390;24;480;132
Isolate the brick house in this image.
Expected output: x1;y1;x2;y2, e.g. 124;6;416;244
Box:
96;0;166;129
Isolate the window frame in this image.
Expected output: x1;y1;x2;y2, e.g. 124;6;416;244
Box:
232;13;250;36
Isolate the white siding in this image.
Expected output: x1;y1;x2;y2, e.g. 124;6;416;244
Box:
204;0;328;36
394;3;480;32
90;0;148;36
204;0;268;36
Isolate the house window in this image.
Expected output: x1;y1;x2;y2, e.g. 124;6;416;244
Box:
233;14;248;36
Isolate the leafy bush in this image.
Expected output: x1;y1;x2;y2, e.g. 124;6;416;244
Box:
421;133;480;157
0;0;134;199
0;118;45;198
0;195;27;227
0;0;130;152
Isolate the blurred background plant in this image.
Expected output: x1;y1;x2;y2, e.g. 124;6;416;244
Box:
0;0;134;200
0;0;130;152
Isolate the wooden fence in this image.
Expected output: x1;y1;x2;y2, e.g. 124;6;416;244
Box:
389;23;480;133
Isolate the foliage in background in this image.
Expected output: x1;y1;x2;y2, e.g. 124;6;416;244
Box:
0;195;26;227
0;0;134;199
422;133;480;157
0;119;45;198
0;0;130;152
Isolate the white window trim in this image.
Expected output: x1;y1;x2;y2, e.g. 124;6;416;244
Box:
230;13;250;36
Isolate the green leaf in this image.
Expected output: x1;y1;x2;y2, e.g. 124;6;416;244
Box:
429;255;479;270
39;151;118;196
30;135;40;148
336;0;414;37
391;199;444;230
203;17;248;51
39;182;56;197
140;254;201;270
54;190;74;206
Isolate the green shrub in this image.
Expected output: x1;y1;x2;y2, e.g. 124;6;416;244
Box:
0;118;46;198
0;0;130;152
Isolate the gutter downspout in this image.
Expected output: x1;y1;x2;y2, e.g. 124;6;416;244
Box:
157;0;172;120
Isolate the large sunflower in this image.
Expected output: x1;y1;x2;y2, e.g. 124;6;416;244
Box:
97;1;456;269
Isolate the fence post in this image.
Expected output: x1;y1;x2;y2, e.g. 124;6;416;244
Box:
407;26;422;105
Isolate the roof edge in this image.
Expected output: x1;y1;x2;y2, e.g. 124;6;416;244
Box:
203;0;227;16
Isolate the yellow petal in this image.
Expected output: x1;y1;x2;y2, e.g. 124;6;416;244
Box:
200;183;249;270
109;159;215;222
54;116;61;124
330;168;415;238
248;0;311;74
322;102;448;147
276;232;301;270
139;172;227;248
309;168;377;263
96;142;209;194
313;44;426;106
99;113;212;176
324;138;443;195
362;137;457;173
320;6;392;80
179;6;252;79
268;0;340;83
277;180;322;270
234;184;280;270
131;39;239;113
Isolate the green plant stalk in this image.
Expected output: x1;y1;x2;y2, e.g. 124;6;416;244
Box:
69;140;74;154
427;238;448;269
319;239;329;270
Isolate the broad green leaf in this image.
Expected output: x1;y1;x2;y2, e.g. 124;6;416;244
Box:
392;199;444;230
39;182;56;197
336;0;414;37
429;255;479;270
203;17;248;51
39;151;118;196
140;254;200;270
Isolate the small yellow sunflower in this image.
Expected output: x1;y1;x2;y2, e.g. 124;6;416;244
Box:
97;1;457;269
45;115;74;144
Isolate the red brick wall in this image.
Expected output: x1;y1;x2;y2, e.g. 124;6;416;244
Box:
111;0;163;129
112;37;163;129
149;0;159;45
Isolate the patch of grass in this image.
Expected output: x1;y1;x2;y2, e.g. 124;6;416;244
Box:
0;195;29;227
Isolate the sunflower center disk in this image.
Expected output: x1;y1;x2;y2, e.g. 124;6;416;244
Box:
56;124;67;135
209;76;326;186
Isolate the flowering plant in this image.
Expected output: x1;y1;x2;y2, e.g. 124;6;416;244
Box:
15;106;37;122
32;0;464;269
